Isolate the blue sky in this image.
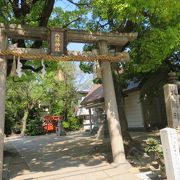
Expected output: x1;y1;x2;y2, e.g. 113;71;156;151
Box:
67;43;84;51
55;0;85;51
55;0;77;11
54;0;93;90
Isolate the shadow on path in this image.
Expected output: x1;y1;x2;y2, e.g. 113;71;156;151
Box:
3;131;112;179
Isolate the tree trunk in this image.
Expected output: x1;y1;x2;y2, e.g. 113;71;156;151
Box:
114;80;132;141
112;71;144;154
113;78;132;142
21;109;29;136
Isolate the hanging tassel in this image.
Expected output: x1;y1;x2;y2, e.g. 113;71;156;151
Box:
16;56;23;77
11;56;17;76
95;60;102;79
41;59;46;78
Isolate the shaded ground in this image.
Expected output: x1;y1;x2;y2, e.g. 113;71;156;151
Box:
3;131;141;180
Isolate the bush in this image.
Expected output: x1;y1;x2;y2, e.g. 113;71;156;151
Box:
26;118;45;136
145;138;165;176
63;117;80;131
145;138;163;156
63;121;70;129
5;117;14;136
13;123;21;134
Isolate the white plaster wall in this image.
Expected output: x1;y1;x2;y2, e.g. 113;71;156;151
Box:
124;91;144;128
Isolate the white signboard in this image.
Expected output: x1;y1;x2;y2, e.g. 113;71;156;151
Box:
160;128;180;180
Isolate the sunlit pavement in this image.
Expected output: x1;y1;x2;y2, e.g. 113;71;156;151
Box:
3;131;141;180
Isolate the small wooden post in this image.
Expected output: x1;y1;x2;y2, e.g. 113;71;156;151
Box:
89;108;92;133
163;84;180;129
0;29;7;179
98;40;126;163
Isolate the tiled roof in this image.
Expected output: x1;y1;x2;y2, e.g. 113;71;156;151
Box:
81;81;141;106
123;80;141;93
80;84;104;105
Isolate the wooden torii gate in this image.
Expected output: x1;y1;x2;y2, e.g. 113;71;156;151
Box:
0;24;137;178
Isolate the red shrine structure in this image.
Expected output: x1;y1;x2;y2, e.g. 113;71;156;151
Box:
43;116;63;133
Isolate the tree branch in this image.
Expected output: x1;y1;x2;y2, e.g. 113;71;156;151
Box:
62;17;81;28
39;0;55;27
107;7;115;31
12;0;30;19
66;0;90;8
22;65;44;72
32;0;39;5
164;51;180;71
31;0;55;48
7;0;54;76
98;22;109;29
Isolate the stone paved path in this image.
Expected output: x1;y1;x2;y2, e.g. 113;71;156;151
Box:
3;132;141;180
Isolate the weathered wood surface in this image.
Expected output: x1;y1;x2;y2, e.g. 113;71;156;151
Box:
0;23;48;40
0;23;137;45
66;29;137;45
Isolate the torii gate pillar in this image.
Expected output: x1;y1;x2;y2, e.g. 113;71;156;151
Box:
0;29;7;179
98;40;126;164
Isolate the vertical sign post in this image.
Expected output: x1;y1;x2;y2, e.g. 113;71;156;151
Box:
160;128;180;180
163;84;180;128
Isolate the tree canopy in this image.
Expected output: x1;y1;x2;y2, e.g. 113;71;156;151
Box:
78;0;180;73
1;0;179;138
5;60;79;135
77;0;180;97
1;0;179;74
